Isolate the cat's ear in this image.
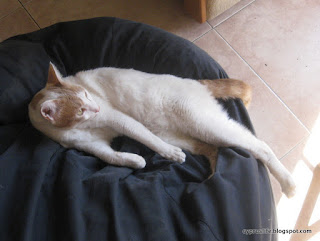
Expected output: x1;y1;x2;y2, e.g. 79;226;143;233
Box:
47;62;62;87
40;100;59;122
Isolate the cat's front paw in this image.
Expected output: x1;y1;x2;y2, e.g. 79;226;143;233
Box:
159;145;186;164
114;152;146;169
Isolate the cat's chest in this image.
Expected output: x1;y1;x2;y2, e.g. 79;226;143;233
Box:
60;126;118;147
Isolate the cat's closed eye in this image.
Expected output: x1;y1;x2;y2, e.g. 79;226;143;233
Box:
84;91;91;101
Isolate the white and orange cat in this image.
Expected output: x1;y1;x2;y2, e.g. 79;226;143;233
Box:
29;63;296;198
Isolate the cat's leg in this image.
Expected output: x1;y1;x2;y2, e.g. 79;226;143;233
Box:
107;110;186;163
61;129;146;169
68;140;147;169
180;111;296;198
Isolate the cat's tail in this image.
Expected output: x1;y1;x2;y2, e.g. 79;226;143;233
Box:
199;78;252;107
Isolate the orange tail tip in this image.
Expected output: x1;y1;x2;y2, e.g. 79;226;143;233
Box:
199;78;252;108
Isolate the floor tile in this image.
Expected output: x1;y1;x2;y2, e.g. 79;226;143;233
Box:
271;112;320;237
271;138;320;241
195;30;309;158
0;8;39;42
270;138;310;204
208;0;255;28
24;0;211;42
215;0;320;130
0;0;20;19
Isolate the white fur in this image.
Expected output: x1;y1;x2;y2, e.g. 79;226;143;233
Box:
29;66;296;198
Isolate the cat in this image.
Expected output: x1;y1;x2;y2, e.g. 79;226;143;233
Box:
28;63;296;198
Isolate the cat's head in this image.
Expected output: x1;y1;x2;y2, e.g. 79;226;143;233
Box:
29;63;100;128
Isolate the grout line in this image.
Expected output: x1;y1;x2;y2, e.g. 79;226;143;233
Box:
192;26;213;43
17;0;41;29
0;6;21;22
208;0;257;29
279;135;308;161
279;135;316;173
213;28;311;134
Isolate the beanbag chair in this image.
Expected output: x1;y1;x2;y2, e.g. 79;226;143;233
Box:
0;17;277;241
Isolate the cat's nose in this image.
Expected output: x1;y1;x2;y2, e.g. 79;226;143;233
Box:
94;106;100;113
87;104;100;113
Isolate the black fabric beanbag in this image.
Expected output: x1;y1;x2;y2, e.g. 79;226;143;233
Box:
0;17;277;241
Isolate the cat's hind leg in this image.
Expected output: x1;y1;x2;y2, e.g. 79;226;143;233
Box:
179;107;296;198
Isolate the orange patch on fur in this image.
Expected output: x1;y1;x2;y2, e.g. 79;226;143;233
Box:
53;97;83;128
30;92;45;110
200;78;252;107
47;64;62;87
46;83;85;128
30;77;86;128
192;140;218;173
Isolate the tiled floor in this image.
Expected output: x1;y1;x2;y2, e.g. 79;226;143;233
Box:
1;0;319;240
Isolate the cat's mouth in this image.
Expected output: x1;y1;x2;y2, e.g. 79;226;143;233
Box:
93;106;100;116
93;112;99;118
92;107;100;119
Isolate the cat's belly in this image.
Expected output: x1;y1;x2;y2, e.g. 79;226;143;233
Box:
131;103;176;135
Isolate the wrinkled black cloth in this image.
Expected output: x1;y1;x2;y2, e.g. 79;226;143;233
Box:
0;17;277;241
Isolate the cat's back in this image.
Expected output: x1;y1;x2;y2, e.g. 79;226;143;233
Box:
76;67;211;106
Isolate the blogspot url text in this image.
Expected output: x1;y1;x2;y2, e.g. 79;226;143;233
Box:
242;228;312;235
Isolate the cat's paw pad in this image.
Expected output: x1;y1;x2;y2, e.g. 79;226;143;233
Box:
160;146;186;164
281;175;296;198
